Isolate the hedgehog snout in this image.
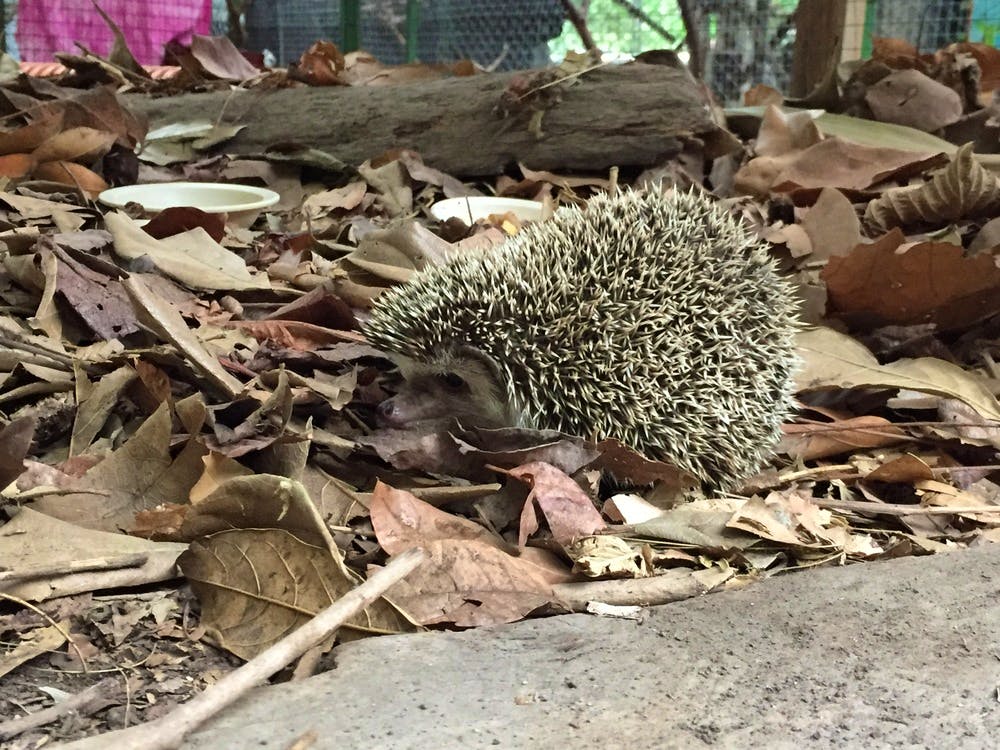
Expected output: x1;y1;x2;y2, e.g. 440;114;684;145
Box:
376;397;405;427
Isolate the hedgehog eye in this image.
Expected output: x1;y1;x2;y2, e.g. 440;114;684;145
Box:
440;372;467;390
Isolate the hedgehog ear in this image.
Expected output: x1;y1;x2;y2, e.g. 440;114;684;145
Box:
387;353;421;380
455;345;505;387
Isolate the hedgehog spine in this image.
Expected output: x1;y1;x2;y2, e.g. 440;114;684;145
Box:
364;189;799;489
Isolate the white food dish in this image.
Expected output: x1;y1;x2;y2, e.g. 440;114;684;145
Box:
98;182;280;224
429;196;545;224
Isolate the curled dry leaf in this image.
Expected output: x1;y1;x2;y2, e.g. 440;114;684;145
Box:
726;493;836;548
189;34;261;81
865;453;935;484
737;135;945;202
29;403;207;533
865;143;1000;231
107;212;269;291
796;326;1000;421
33;161;109;197
798;187;862;261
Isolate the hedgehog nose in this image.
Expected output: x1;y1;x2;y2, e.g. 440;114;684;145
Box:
377;398;397;421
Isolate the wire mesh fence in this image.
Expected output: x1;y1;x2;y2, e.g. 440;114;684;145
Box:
3;1;1000;103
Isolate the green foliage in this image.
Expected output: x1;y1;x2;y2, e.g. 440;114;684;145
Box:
548;0;799;61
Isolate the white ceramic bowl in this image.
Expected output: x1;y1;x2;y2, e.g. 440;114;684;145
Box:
429;196;545;224
99;182;280;223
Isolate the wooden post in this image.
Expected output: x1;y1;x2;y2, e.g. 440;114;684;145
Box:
341;0;361;52
789;0;848;98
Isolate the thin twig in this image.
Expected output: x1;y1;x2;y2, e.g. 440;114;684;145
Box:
516;60;611;101
0;553;148;585
609;0;675;43
813;498;1000;516
0;677;119;741
557;0;600;54
676;0;703;79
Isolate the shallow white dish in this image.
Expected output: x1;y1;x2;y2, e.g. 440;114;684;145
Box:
429;196;545;224
98;182;280;219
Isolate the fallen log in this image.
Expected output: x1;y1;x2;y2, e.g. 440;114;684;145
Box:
122;61;721;176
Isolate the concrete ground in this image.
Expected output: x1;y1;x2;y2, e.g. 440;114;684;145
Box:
183;546;1000;749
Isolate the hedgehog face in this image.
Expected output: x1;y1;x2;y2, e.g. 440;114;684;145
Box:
376;347;517;430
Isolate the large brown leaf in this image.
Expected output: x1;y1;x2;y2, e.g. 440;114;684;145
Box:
822;229;1000;331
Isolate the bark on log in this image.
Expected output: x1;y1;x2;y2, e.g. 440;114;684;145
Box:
122;62;719;176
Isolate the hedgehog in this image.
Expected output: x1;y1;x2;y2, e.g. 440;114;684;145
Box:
363;189;799;490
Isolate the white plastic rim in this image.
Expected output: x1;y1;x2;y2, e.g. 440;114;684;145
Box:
429;196;545;223
98;182;280;214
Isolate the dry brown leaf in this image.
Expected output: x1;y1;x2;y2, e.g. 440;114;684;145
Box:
301;182;368;218
632;505;758;550
49;241;140;340
0;191;87;232
771;138;943;194
107;212;269;291
188;452;255;504
0;153;35;179
380;538;555;627
796;327;1000;421
865;454;935;483
346;220;455;283
70;365;137;456
781;415;905;460
223;319;365;351
179;474;332;548
142;206;226;242
504;462;605;547
0;507;187;601
189;34;260;81
370;481;504;553
865;68;964;132
865;143;1000;231
179;527;414;660
822;228;1000;330
32;126;117;164
0;624;67;678
936;398;1000;449
33;161;109;197
755;104;824;157
0;113;65;156
0;416;35;488
727;494;825;547
293;40;346;86
799;187;862;261
124;276;245;399
737;133;943;201
30;403;207;532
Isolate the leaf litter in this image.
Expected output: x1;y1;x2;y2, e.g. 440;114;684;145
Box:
4;23;1000;747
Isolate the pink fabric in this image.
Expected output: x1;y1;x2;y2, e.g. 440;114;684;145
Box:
16;0;212;65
